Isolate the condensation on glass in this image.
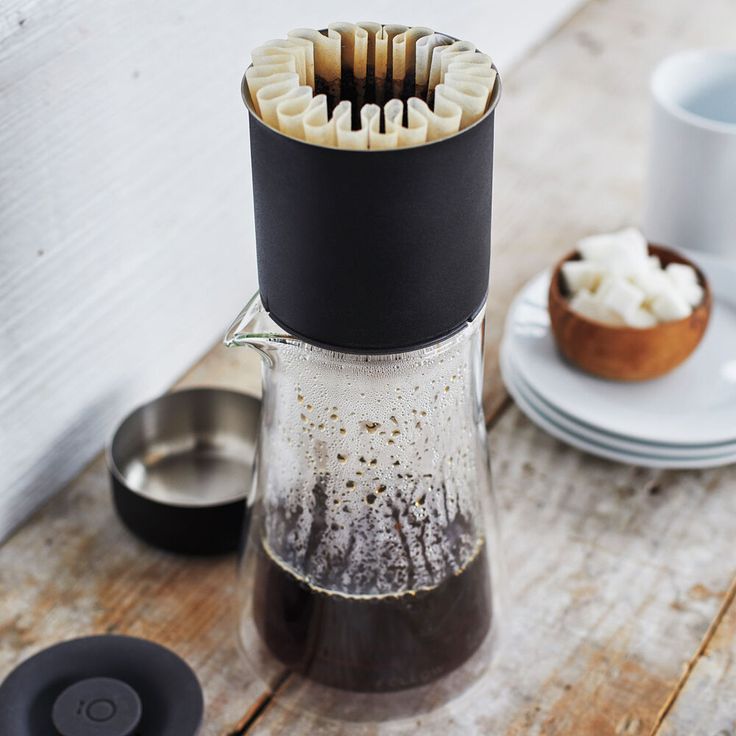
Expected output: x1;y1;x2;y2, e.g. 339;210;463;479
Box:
226;293;502;722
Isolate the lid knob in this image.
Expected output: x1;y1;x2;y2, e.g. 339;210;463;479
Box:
52;677;142;736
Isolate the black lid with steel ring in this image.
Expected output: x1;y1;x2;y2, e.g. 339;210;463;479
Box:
0;635;204;736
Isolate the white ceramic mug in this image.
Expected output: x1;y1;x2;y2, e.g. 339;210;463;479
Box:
644;49;736;258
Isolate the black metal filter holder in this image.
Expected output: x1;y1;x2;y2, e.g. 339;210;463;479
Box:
107;388;259;556
243;46;501;353
0;635;204;736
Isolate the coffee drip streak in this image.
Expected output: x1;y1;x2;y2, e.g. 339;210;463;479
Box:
302;480;328;570
386;495;417;590
276;479;476;590
410;500;438;581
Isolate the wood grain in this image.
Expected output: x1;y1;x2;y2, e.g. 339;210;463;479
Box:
655;574;736;735
247;414;736;734
0;347;263;736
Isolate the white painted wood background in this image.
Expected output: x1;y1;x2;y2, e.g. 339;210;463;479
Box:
0;0;583;541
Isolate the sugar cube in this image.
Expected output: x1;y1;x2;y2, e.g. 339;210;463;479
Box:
597;276;646;323
577;233;619;263
650;286;692;322
577;227;648;270
629;267;671;300
615;227;649;263
561;260;603;294
664;263;703;307
625;307;658;329
665;262;698;288
679;280;704;307
569;289;625;326
565;226;703;327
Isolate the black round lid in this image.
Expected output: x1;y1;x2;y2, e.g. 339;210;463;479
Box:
0;635;204;736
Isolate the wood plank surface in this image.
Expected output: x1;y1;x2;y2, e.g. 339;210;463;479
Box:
0;347;264;736
655;576;736;735
2;0;736;735
247;416;736;735
247;0;736;731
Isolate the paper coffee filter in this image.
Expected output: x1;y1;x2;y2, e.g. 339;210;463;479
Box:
257;81;309;128
416;33;454;96
245;22;497;149
275;87;320;138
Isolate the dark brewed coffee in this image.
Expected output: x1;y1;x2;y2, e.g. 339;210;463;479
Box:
252;537;492;692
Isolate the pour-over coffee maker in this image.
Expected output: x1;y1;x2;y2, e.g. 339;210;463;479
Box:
226;23;502;722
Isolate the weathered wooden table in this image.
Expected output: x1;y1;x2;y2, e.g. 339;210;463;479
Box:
3;0;736;733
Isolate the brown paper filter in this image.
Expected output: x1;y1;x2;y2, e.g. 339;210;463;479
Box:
245;23;497;149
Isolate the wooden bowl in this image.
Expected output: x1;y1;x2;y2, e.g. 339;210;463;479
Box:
548;244;712;381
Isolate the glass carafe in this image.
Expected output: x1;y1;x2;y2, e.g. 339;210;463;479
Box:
226;293;501;721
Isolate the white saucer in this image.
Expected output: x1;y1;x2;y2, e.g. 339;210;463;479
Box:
500;347;736;469
504;346;736;458
504;251;736;446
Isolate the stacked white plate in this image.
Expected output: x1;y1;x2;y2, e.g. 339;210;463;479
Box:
500;251;736;468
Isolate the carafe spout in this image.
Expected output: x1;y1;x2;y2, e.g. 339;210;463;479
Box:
224;293;301;362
